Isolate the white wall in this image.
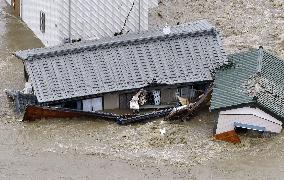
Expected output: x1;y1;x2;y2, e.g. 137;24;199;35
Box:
21;0;61;46
21;0;149;47
216;107;282;134
64;0;149;41
149;0;158;8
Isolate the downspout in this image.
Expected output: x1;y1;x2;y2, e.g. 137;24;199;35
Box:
68;0;71;42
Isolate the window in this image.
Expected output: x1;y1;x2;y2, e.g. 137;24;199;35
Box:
82;97;103;112
40;11;45;33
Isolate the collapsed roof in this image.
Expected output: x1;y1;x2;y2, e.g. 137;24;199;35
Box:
15;20;228;103
211;48;284;119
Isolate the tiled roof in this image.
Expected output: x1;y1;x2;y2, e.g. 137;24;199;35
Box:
211;48;284;119
15;20;228;103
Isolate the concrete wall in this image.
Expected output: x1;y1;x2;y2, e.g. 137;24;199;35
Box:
20;0;150;47
104;93;120;110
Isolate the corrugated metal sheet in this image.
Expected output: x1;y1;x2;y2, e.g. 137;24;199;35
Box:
16;20;228;103
20;0;149;47
149;0;158;8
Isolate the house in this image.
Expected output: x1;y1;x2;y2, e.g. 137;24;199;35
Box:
14;20;228;116
5;0;158;46
210;47;284;143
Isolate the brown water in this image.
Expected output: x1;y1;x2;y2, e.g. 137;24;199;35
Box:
150;0;284;58
0;2;189;179
0;1;168;179
1;0;284;179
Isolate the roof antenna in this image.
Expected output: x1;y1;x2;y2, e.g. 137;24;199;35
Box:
257;46;263;74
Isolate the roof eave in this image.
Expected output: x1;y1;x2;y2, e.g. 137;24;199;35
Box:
38;80;214;105
13;51;31;61
211;102;284;122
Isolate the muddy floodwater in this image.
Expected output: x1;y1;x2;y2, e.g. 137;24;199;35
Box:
1;0;284;179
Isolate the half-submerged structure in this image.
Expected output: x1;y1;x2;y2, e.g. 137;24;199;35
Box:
12;20;228;123
211;47;284;143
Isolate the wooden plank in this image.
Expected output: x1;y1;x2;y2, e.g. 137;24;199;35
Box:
214;130;241;144
23;105;119;121
165;83;213;120
23;105;173;125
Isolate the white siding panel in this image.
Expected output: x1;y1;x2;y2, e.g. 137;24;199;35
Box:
21;0;149;47
83;98;103;112
220;107;282;125
21;0;61;46
92;97;103;111
149;0;158;8
216;108;283;134
65;0;149;41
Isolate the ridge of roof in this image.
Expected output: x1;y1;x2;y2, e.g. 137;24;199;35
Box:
15;19;216;60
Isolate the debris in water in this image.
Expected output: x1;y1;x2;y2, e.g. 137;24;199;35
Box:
160;128;166;136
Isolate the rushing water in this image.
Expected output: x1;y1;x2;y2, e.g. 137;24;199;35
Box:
0;1;42;114
1;0;284;179
0;2;190;179
0;2;155;179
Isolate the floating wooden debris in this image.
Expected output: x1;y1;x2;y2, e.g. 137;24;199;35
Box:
214;130;241;144
165;84;213;121
23;105;174;125
23;105;120;122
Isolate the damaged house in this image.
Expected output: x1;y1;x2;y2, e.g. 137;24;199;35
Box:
12;20;228;123
211;47;284;143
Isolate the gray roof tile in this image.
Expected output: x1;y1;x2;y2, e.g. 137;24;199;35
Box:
17;20;228;103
